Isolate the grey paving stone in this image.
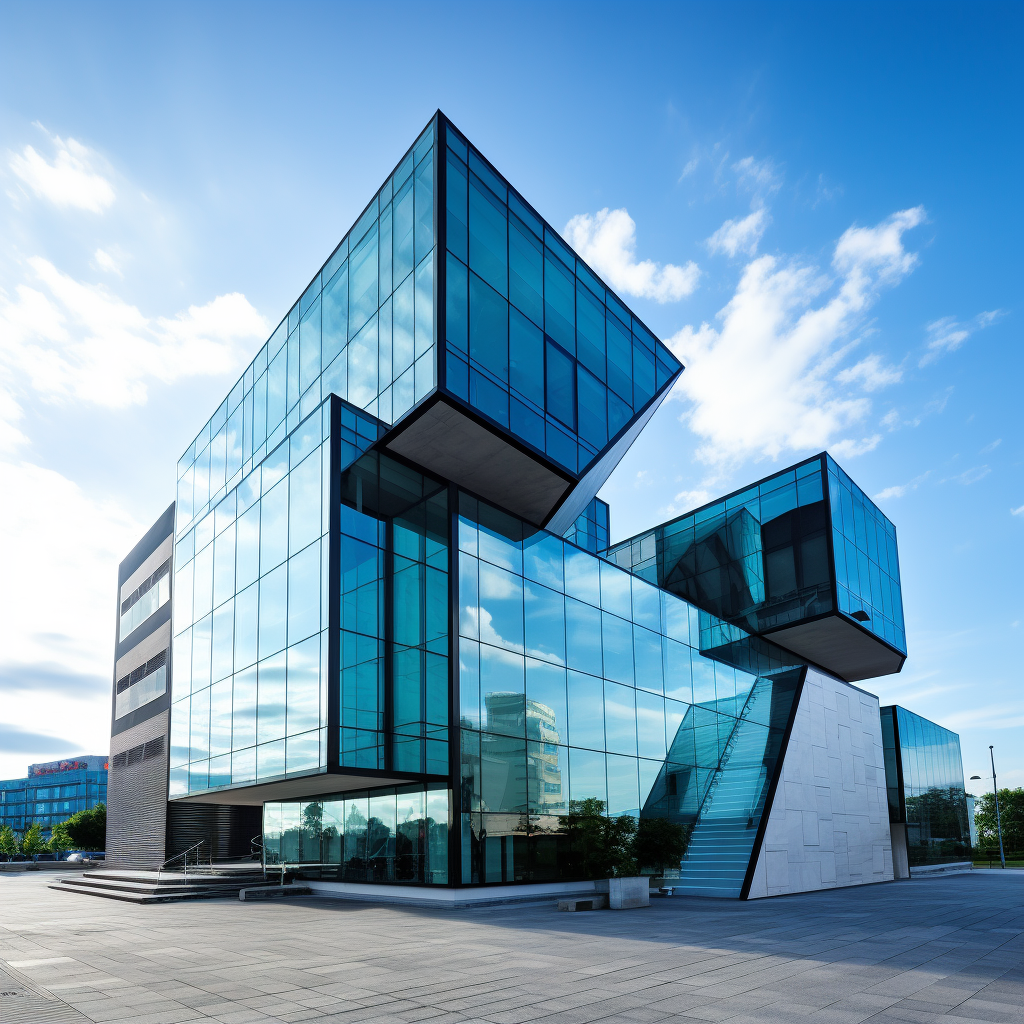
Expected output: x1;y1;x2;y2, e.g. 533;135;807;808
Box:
0;872;1021;1024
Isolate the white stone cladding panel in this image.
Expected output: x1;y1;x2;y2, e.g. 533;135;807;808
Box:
746;666;893;899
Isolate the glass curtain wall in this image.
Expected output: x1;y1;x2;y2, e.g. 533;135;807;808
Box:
457;493;801;886
0;770;107;837
170;402;337;796
263;783;449;884
882;705;971;867
562;498;610;555
606;457;830;635
442;124;681;478
174;120;437;541
826;456;906;651
337;451;450;776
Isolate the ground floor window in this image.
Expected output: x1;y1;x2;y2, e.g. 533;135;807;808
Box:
263;782;449;884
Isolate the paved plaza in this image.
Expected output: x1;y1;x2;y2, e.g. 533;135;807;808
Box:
1;872;1022;1024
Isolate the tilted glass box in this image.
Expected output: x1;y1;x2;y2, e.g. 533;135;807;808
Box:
605;454;906;682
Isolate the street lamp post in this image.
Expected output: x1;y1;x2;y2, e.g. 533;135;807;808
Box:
990;746;1006;870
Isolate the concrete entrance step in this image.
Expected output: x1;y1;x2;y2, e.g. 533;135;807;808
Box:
48;868;273;904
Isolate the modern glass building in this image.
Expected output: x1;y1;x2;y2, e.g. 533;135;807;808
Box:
0;757;107;841
104;111;954;900
606;454;906;682
880;705;972;873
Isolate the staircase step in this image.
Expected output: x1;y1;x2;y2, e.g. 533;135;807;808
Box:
48;868;273;904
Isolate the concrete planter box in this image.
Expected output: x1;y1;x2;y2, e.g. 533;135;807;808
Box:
607;876;650;909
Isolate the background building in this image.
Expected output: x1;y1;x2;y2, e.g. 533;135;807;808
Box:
105;111;969;901
0;756;107;841
106;503;259;868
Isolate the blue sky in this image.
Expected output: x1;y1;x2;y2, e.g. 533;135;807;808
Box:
0;1;1020;791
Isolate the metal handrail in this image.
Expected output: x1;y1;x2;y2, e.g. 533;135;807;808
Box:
157;840;208;882
250;834;266;878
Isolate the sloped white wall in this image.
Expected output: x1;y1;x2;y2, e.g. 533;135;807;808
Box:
746;666;894;899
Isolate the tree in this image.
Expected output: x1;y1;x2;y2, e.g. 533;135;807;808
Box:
975;788;1024;852
636;817;690;875
0;825;17;858
62;804;107;851
20;823;45;857
48;820;74;854
559;799;640;879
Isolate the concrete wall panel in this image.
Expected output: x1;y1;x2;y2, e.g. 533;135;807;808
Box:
746;667;894;899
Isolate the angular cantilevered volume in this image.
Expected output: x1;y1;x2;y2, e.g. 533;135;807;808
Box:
385;114;682;528
605;453;907;682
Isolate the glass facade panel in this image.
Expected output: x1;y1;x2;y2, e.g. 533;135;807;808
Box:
826;455;906;651
170;399;383;797
0;765;108;839
457;492;802;889
175;121;436;539
443;125;682;479
606;454;907;665
561;497;610;554
263;782;449;885
338;449;450;776
881;705;971;867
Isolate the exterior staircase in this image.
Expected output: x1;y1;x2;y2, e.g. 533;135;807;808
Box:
672;679;775;898
49;864;274;904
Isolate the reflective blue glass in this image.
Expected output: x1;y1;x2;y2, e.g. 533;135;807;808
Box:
827;455;906;652
457;492;803;889
881;705;971;867
440;128;682;482
607;454;907;671
175;122;436;539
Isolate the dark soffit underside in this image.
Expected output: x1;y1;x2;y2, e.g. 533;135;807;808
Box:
171;772;424;806
764;614;905;683
384;398;573;525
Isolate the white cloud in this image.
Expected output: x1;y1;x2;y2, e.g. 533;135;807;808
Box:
836;353;903;391
874;471;929;503
832;207;926;281
831;434;882;459
0;388;28;454
947;465;991;486
980;438;1001;454
733;156;782;194
706;207;770;258
920;309;1002;366
681;158;698;178
8;127;115;213
667;207;925;465
875;485;908;502
0;258;267;410
938;702;1024;732
0;458;141;777
881;409;900;430
1012;504;1024;517
669;488;712;515
563;208;700;303
814;174;843;207
92;247;123;277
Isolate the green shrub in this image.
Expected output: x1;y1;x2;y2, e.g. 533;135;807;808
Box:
62;803;106;851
